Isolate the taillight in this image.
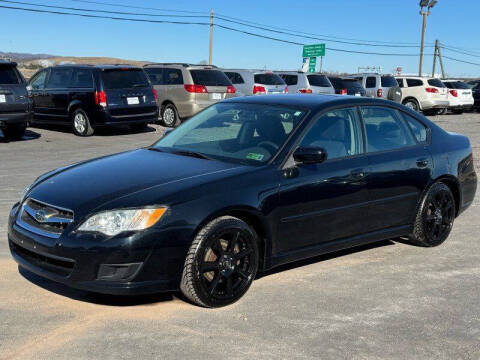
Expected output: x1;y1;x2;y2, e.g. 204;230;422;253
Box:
285;86;289;93
226;85;236;94
94;90;107;107
425;87;438;93
299;89;313;94
377;88;383;97
339;89;347;95
153;89;158;101
253;85;266;95
449;89;458;97
184;84;208;93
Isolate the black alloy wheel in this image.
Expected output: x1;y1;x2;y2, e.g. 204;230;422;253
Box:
180;216;259;307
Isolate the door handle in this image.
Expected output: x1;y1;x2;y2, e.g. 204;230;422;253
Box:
416;158;429;168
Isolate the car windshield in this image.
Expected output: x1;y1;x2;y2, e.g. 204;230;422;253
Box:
189;70;231;86
0;65;22;85
101;69;150;89
152;103;307;165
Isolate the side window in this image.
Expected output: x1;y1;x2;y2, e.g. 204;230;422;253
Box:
224;72;244;84
396;78;404;88
69;69;93;88
366;77;376;88
164;68;183;85
144;68;164;85
29;70;47;90
406;78;423;87
398;111;428;144
299;107;363;160
280;75;298;86
46;68;73;89
361;106;416;152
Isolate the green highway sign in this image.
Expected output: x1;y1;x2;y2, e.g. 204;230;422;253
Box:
303;44;325;57
308;57;317;72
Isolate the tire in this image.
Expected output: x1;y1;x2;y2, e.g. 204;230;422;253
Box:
161;103;180;128
129;122;148;132
71;109;94;136
409;182;456;247
403;98;419;112
436;108;447;115
3;123;26;141
180;216;259;308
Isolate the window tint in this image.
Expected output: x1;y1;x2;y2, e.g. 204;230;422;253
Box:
443;82;453;89
366;77;376;88
427;78;445;88
381;76;398;87
406;79;423;87
29;70;47;90
101;69;150;89
396;78;404;88
279;74;298;86
307;75;331;87
189;70;231;86
163;68;183;85
46;68;73;88
254;73;284;85
450;81;470;89
144;68;164;85
300;107;362;160
0;65;21;84
399;111;428;143
69;69;93;88
224;72;244;84
361;107;415;152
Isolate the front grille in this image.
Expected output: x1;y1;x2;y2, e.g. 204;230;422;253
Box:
16;198;74;238
109;106;157;117
11;242;74;277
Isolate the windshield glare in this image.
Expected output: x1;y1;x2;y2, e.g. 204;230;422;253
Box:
153;103;307;165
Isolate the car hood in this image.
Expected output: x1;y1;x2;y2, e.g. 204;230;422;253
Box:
28;149;245;215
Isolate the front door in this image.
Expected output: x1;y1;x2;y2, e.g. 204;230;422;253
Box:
275;106;370;256
29;69;49;119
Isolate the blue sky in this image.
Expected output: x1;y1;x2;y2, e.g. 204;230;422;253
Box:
0;0;479;77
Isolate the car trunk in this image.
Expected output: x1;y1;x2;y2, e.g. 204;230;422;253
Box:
0;64;28;114
254;73;287;94
100;68;156;117
189;69;236;103
427;78;448;101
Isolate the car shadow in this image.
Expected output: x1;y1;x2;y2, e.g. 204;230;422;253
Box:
30;123;157;136
18;267;175;306
0;129;41;143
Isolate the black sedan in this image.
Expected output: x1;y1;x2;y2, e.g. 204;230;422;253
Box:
8;95;477;307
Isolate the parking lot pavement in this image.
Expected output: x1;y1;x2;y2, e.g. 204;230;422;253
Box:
1;116;479;360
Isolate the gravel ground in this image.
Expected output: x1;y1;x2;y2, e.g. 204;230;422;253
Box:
0;113;479;360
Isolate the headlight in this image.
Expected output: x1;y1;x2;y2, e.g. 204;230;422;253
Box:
78;208;167;236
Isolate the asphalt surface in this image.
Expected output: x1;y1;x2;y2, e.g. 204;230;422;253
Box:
0;114;479;360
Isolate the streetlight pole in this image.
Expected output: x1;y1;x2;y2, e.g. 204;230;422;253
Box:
209;9;214;65
418;0;438;76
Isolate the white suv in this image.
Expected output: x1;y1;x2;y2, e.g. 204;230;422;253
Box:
274;71;335;94
395;76;449;115
442;80;474;114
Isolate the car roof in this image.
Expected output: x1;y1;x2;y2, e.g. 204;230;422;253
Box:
221;94;399;111
144;63;219;70
50;64;143;70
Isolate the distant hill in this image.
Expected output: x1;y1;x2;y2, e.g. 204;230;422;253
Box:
0;51;55;62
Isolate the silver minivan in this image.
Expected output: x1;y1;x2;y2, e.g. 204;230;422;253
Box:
348;73;402;103
144;63;236;127
223;69;288;96
275;71;335;94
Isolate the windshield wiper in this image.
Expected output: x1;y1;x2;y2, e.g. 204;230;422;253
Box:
171;150;212;160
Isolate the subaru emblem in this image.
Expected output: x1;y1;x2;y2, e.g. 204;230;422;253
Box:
34;210;48;223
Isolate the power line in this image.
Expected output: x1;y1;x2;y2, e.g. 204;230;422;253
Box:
0;0;207;17
439;43;480;55
440;44;480;58
442;55;480;67
69;0;206;15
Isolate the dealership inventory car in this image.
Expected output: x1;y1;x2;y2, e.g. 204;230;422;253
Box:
28;64;158;136
328;76;366;96
223;69;288;96
0;60;31;140
8;95;476;307
348;73;402;102
275;71;335;94
144;63;236;127
395;76;448;115
441;80;474;114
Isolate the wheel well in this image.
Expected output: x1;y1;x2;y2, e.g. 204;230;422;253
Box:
161;100;174;109
437;177;461;217
68;103;83;117
402;97;420;107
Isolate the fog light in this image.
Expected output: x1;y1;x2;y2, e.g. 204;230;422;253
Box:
97;263;143;281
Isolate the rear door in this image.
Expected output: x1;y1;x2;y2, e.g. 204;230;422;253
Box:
360;106;432;232
306;74;334;94
68;68;95;115
144;67;164;105
0;63;28;115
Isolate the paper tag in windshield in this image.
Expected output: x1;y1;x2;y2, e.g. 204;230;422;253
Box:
246;153;264;161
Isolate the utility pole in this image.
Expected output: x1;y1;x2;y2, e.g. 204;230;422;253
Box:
418;0;438;76
432;40;446;78
432;40;438;77
437;42;445;78
209;9;214;65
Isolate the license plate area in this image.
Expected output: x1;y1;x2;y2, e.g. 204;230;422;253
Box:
127;97;139;105
211;93;222;100
0;95;6;103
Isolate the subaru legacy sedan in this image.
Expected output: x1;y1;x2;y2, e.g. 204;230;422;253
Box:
8;95;477;307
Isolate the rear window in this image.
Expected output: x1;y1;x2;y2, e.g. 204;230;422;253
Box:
101;69;150;89
341;79;363;89
381;76;398;87
0;65;22;84
307;75;331;87
144;68;164;85
190;70;231;86
279;74;298;86
224;72;244;84
427;78;445;88
450;81;470;89
254;73;285;85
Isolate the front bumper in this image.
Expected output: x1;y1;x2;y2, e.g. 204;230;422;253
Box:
0;111;32;127
7;204;187;295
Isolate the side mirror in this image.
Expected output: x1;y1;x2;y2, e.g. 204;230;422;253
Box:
293;147;327;165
